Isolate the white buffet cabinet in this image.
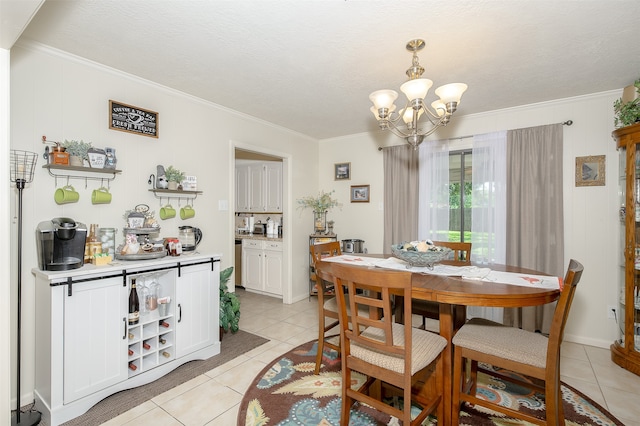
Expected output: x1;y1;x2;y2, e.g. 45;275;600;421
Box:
32;253;221;425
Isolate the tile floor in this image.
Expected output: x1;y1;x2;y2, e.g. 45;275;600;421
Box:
101;288;640;426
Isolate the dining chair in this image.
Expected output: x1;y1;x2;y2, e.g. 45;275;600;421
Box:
331;263;447;425
451;259;584;425
411;241;472;330
309;241;344;375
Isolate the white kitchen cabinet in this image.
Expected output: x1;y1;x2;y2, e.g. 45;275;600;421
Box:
33;254;221;426
265;162;283;213
63;276;128;404
175;260;218;358
235;161;282;213
235;165;250;211
242;239;283;296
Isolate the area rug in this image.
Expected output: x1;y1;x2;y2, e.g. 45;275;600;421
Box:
238;339;624;425
35;330;268;426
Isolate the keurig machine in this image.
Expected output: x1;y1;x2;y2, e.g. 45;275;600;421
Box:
36;217;87;270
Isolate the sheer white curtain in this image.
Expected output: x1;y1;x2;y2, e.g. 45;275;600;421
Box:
418;139;450;241
469;131;507;321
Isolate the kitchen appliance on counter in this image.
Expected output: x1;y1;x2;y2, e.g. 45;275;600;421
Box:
342;239;365;254
36;217;87;270
178;226;202;252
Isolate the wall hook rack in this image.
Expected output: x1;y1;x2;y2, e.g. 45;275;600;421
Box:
43;164;122;185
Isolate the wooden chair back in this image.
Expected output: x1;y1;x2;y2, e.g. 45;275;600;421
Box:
309;241;343;374
431;240;471;264
546;259;584;377
331;263;444;425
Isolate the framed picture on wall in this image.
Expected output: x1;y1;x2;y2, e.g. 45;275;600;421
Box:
350;185;370;202
335;162;351;180
575;155;605;187
109;100;159;138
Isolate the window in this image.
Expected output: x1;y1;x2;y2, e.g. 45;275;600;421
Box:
448;150;472;243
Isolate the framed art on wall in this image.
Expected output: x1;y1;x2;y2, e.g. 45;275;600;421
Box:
350;185;370;202
575;155;605;187
109;100;159;138
335;162;351;180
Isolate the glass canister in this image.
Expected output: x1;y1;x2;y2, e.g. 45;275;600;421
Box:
98;227;117;258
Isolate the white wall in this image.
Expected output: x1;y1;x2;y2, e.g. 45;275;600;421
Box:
319;91;622;349
9;41;319;406
2;47;13;425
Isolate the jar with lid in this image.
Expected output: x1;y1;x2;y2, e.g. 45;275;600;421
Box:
97;227;117;258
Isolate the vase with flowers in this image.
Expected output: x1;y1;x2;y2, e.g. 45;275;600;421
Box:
297;190;341;234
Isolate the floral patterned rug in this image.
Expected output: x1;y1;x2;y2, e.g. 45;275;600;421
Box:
238;339;624;425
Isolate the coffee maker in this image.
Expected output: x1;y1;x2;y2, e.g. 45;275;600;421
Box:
36;217;87;270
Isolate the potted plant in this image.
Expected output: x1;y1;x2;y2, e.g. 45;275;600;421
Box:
219;266;240;338
614;79;640;128
297;190;341;234
62;139;92;166
164;165;185;190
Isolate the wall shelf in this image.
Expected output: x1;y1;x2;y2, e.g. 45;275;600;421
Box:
149;189;202;201
43;164;121;185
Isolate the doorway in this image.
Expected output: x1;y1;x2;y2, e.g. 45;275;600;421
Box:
232;144;291;304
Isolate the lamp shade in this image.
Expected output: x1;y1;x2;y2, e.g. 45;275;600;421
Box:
369;90;398;110
400;78;433;102
435;83;468;104
431;100;447;117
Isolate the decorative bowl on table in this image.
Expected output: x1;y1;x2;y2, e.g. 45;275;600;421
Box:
391;241;452;269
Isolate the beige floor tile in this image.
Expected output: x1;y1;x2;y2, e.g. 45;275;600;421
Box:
584;344;616;367
559;356;597;383
601;384;640;423
592;361;640;393
258;321;308;341
151;374;210;405
238;315;280;333
214;358;268;394
561;341;588;361
243;339;283;358
285;331;316;347
161;379;242;426
121;406;184;426
101;401;158;426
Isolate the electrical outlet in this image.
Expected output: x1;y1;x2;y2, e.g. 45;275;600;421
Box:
608;305;617;319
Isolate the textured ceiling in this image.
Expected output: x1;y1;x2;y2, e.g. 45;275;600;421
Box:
14;0;640;140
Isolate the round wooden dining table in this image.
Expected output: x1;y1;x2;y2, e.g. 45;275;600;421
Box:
316;255;560;425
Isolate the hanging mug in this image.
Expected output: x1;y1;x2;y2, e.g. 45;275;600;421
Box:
180;205;195;220
91;187;112;204
54;185;79;204
160;204;176;220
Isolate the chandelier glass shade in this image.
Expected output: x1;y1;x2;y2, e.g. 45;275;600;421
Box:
369;39;467;149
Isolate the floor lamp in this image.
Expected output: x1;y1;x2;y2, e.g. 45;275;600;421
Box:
9;150;41;426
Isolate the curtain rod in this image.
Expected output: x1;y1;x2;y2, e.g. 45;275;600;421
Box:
377;120;574;151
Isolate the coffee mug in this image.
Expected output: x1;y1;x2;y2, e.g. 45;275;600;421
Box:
180;205;195;220
54;185;79;204
160;204;176;220
91;187;112;204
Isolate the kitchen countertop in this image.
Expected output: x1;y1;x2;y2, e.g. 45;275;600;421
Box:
235;233;283;242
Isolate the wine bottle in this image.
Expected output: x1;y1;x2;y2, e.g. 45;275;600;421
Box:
159;336;167;345
143;341;151;350
128;348;134;356
159;320;170;328
128;279;140;325
128;362;137;371
162;351;171;358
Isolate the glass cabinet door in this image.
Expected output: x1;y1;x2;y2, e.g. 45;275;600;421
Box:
618;146;626;349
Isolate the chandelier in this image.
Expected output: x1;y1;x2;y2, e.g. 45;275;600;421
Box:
369;39;467;149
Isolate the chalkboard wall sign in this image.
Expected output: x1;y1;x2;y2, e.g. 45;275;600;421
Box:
109;100;159;138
